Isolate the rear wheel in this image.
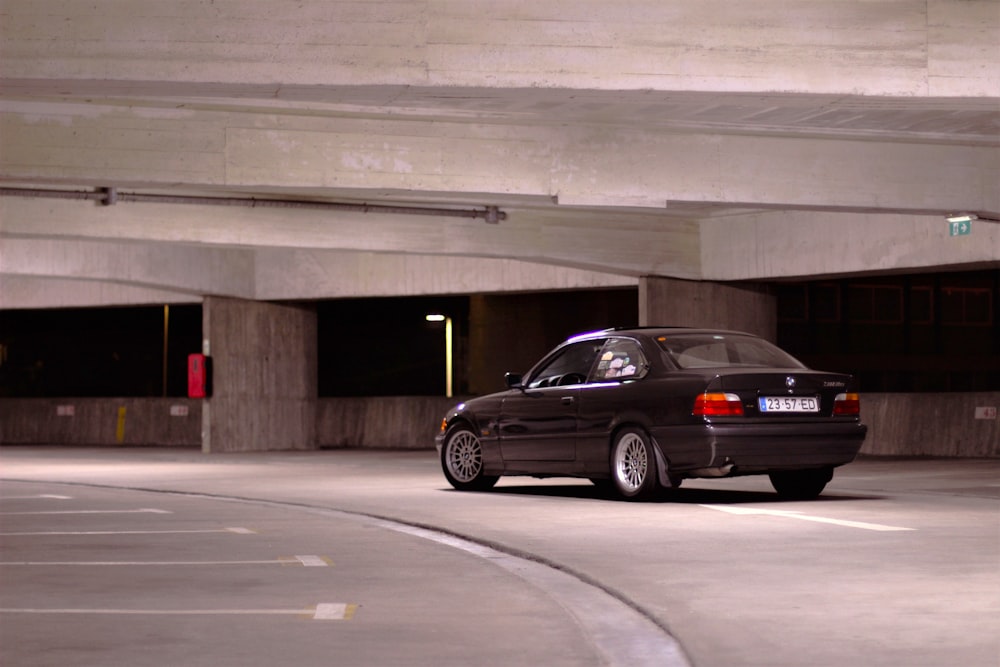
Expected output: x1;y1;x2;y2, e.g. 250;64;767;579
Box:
610;427;660;500
441;425;499;491
769;467;833;499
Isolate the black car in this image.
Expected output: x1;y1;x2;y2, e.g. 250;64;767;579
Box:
435;327;867;500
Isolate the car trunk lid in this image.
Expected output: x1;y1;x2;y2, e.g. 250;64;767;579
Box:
711;369;855;419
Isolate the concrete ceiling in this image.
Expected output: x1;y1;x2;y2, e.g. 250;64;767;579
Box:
2;80;999;308
3;79;997;220
3;78;998;144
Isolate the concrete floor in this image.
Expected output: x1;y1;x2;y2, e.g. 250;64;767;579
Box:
1;447;998;667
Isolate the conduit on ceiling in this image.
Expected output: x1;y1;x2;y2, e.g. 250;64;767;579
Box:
0;187;506;223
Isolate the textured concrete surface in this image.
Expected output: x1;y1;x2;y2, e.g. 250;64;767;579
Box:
3;392;997;458
3;1;999;309
1;447;998;666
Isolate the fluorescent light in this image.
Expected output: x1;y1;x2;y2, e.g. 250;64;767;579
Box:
425;314;453;397
946;212;1000;224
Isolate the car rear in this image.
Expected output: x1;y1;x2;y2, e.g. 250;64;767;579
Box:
651;331;868;479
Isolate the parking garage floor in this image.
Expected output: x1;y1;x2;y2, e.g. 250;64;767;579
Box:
1;446;998;667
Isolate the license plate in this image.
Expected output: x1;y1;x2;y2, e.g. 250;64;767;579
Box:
758;396;820;413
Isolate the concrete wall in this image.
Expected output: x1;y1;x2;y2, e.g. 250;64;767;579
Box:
0;398;201;446
700;211;1000;282
316;397;457;450
3;393;997;458
862;393;999;458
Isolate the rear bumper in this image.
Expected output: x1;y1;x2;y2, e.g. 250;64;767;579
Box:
651;421;868;476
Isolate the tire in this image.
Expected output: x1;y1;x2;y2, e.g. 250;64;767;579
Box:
768;467;833;500
441;425;499;491
610;427;660;500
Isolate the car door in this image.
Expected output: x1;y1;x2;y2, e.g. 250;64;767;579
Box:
498;339;603;461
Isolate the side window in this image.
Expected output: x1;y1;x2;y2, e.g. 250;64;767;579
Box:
592;338;648;381
527;340;604;388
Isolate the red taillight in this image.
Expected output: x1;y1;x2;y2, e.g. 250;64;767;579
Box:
833;392;860;415
693;392;744;416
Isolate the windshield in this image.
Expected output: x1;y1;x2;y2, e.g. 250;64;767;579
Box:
656;333;806;370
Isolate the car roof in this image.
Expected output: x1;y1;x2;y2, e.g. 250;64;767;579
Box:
567;326;755;342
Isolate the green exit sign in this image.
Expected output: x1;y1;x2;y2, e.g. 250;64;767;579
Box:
949;220;971;236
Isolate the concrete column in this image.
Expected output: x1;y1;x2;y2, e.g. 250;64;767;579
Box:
468;294;552;396
639;276;776;341
202;296;317;452
468;289;640;395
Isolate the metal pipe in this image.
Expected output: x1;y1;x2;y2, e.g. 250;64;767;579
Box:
0;187;105;202
0;187;507;222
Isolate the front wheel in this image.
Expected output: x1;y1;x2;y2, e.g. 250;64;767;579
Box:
441;425;499;491
610;427;660;500
769;467;833;500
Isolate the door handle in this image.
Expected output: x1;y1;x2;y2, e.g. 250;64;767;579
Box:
561;396;575;405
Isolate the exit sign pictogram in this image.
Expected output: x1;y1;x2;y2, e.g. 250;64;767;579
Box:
949;220;971;236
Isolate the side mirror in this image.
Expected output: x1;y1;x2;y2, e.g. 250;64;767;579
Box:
505;372;523;389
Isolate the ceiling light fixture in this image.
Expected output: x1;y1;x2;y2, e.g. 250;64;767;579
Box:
946;212;1000;224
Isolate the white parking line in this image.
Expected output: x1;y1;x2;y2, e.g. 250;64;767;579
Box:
0;527;256;536
0;604;356;620
700;505;915;531
0;508;171;515
0;494;73;500
294;555;332;567
0;555;332;566
313;603;357;620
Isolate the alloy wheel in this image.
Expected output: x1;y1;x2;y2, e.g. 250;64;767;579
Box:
446;429;483;483
614;432;648;492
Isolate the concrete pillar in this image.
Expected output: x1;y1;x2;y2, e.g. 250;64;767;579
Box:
468;289;640;395
202;296;317;452
468;294;552;396
639;276;776;341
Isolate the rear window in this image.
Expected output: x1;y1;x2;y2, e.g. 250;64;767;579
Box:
656;333;805;370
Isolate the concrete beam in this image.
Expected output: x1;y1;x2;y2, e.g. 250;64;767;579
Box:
252;249;636;300
0;195;702;280
3;104;995;215
0;237;255;298
554;129;999;214
1;0;995;97
0;276;201;309
0;247;637;307
700;211;1000;281
4;196;997;309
